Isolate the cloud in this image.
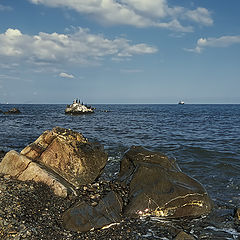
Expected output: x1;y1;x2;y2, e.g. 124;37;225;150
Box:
0;74;20;80
0;27;157;66
59;72;75;78
185;7;213;26
0;4;12;11
185;35;240;53
0;29;24;56
28;0;213;32
0;63;19;69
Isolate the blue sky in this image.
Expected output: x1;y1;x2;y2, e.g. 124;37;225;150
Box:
0;0;240;104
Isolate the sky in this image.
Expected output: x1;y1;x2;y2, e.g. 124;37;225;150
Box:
0;0;240;104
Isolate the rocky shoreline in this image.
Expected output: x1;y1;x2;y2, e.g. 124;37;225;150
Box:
1;161;239;240
0;157;199;240
0;128;240;239
0;153;174;240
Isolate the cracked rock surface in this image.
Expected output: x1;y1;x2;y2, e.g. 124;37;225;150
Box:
119;146;213;218
0;127;108;197
0;150;70;197
63;191;123;232
21;127;107;187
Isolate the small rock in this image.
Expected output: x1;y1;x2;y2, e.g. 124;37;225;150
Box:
175;231;195;240
4;107;21;114
63;191;123;232
91;202;98;207
235;208;240;222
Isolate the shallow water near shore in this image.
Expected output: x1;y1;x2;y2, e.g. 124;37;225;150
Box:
0;103;240;239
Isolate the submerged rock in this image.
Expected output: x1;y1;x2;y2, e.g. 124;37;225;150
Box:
63;191;123;232
0;127;107;196
4;107;21;114
118;146;212;219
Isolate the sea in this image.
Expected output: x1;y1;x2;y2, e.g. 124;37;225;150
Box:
0;103;240;239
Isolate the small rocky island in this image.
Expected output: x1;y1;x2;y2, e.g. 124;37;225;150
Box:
65;99;94;115
0;107;21;114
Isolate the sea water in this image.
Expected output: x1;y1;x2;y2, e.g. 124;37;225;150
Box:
0;104;240;238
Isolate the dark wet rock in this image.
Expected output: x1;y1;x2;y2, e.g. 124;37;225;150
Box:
21;127;107;187
63;191;123;232
4;107;21;114
0;150;6;160
0;175;239;239
119;146;212;218
174;231;195;240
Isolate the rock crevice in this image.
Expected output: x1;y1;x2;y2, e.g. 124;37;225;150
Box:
0;127;107;197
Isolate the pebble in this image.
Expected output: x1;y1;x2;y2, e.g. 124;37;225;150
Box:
175;231;195;240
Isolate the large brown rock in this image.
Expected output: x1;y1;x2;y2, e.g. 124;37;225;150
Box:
0;150;70;197
21;127;107;187
0;127;107;197
119;146;212;218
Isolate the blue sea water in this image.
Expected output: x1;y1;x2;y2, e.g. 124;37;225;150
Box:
0;103;240;238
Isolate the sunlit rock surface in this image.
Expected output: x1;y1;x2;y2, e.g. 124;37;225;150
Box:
119;146;212;218
0;127;107;197
21;127;107;187
65;102;94;114
0;150;70;197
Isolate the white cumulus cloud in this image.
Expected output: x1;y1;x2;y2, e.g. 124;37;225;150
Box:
28;0;213;32
185;35;240;53
0;27;157;66
59;72;74;78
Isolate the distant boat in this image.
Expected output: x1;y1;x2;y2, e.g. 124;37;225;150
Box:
178;101;184;105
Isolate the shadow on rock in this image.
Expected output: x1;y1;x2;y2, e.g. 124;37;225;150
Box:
118;146;213;219
0;127;108;197
63;191;123;232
